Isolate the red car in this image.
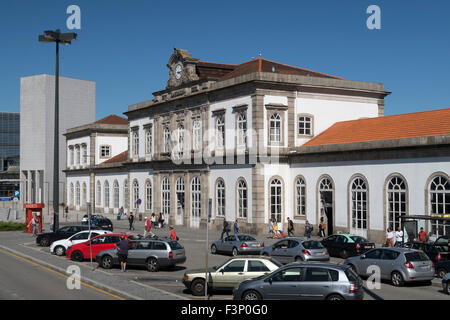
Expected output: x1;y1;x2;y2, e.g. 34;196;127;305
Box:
66;233;131;261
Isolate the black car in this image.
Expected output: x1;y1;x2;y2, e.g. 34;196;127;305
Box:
396;241;442;263
434;235;449;261
321;234;375;259
435;260;450;278
36;225;89;247
82;215;113;231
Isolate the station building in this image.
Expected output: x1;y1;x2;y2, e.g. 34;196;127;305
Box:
65;49;450;243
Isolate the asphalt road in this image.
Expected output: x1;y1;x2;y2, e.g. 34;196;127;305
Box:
0;249;122;300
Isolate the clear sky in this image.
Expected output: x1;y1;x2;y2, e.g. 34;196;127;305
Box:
1;0;449;119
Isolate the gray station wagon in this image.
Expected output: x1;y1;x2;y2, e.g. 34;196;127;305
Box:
96;238;186;272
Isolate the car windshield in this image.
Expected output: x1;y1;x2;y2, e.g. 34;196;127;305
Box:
405;251;430;262
168;241;184;250
269;259;283;268
238;235;256;241
214;258;233;270
350;236;369;243
345;268;360;283
302;240;324;249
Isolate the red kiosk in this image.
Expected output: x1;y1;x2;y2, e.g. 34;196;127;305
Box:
24;203;45;233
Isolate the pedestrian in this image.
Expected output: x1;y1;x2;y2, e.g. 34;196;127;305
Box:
395;226;404;244
116;235;129;272
169;225;178;241
128;212;135;231
319;217;326;238
272;220;278;238
287;217;294;237
305;220;313;239
144;217;154;238
233;219;239;235
418;227;427;242
268;219;274;238
221;219;230;240
27;214;38;237
151;213;156;228
385;228;394;247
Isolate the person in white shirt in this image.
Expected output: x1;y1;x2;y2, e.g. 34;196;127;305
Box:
395;226;404;244
386;228;394;247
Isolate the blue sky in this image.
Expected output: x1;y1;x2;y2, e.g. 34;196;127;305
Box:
1;0;449;119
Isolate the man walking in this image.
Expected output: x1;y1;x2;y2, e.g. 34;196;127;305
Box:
305;220;313;239
268;219;274;238
128;212;135;231
221;219;230;240
287;217;294;237
233;219;239;235
116;235;129;272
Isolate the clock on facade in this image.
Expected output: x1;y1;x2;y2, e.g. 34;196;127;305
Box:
175;64;183;80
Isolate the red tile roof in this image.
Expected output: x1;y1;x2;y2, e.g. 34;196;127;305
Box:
218;57;343;81
197;61;236;79
95;115;128;125
101;151;128;164
303;108;450;147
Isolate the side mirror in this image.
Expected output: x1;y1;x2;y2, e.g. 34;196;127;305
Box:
360;254;366;259
268;278;273;284
220;269;224;274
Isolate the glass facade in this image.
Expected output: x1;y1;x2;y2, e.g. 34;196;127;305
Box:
0;113;20;171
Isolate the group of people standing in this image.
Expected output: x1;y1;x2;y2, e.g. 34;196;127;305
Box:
127;211;165;231
220;219;240;240
267;217;327;239
385;226;404;247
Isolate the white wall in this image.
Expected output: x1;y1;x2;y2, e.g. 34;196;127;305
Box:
67;136;90;169
94;173;128;214
96;135;128;165
129;118;153;160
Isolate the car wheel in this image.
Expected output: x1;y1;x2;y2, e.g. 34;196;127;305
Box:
445;281;450;295
232;247;239;256
327;294;345;301
54;246;66;256
191;279;206;296
211;245;217;254
146;258;159;272
437;268;447;279
101;255;113;269
295;256;303;262
71;251;84;262
391;271;404;287
242;290;262;301
39;237;50;247
340;249;349;259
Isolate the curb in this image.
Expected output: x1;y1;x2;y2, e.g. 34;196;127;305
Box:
0;244;143;300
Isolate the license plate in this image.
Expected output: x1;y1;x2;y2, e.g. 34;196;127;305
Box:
316;252;325;256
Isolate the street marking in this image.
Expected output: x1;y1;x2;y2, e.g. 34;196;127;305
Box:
0;248;125;300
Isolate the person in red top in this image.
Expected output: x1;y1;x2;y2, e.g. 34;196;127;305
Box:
418;227;428;242
169;225;177;241
144;217;154;238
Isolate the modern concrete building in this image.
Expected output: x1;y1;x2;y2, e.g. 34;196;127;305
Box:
64;49;450;243
20;74;95;209
0;112;20;197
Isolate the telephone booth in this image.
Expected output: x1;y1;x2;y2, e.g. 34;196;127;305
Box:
24;203;45;233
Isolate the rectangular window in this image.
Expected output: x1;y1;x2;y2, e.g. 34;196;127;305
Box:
298;115;313;136
132;130;139;156
100;145;111;158
145;127;152;155
193;119;201;152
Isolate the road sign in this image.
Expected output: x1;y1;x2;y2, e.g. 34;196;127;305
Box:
14;191;20;198
136;199;142;206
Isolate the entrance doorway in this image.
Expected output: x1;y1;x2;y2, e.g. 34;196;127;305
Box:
319;177;334;236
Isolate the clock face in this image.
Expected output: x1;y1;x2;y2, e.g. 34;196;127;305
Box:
175;64;183;80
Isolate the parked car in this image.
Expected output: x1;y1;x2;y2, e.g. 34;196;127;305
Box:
434;235;449;261
321;234;375;259
183;256;282;296
36;225;90;247
344;248;435;287
50;229;111;256
232;263;364;300
435;260;450;278
396;241;442;263
97;238;186;272
66;233;131;261
210;234;264;256
260;238;329;263
442;272;450;295
81;215;114;231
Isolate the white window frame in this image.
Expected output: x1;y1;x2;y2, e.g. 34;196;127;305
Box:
216;179;225;217
237;179;248;218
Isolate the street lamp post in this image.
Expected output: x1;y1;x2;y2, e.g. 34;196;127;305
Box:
38;30;77;232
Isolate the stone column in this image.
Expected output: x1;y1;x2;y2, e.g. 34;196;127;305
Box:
35;170;41;203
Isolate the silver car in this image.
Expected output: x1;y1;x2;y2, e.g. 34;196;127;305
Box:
345;248;435;287
211;234;264;256
232;263;364;300
260;237;329;263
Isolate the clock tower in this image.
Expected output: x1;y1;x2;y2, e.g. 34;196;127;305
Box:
166;48;200;89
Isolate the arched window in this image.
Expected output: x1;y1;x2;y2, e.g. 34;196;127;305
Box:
82;182;87;206
164;126;171;153
70;182;74;206
75;182;80;206
387;176;407;230
162;177;171;215
269;113;281;143
75;145;80;165
270;178;282;223
123;179;129;209
132;180;139;209
216;179;225;216
192;177;201;220
133;130;139;156
237;113;247;147
82;144;87;165
146;127;152;155
430;175;450;236
351;177;368;232
237;179;247;218
295;177;306;216
96;181;101;206
193;119;201;152
104;181;110;208
113;180;119;209
176;177;185;216
145;180;152;211
216;115;225;148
